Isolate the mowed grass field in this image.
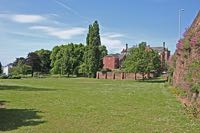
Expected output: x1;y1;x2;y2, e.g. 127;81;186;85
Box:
0;78;200;133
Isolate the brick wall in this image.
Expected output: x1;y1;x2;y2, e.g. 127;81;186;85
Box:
96;72;155;80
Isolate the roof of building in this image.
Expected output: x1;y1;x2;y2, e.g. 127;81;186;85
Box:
105;54;120;58
151;47;164;53
104;44;170;60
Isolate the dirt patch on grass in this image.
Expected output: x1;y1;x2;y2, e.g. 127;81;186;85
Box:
177;96;191;107
0;101;6;109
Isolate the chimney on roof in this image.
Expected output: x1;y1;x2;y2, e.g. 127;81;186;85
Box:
163;42;166;49
126;43;128;51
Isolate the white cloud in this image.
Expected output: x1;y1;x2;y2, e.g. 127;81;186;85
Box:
0;14;46;23
103;33;124;38
8;31;49;39
101;33;125;53
30;26;86;39
11;14;45;23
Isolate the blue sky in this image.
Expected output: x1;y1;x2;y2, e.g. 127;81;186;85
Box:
0;0;199;65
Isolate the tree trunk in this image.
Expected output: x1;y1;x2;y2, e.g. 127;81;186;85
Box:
93;72;96;78
142;73;145;81
134;73;137;80
31;70;33;77
147;72;150;79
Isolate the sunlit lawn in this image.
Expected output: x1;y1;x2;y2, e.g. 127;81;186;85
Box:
0;78;200;133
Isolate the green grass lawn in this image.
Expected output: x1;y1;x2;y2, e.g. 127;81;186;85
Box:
0;78;200;133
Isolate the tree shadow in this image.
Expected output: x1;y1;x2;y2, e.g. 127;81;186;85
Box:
0;85;56;91
0;100;7;105
137;79;167;83
0;101;45;131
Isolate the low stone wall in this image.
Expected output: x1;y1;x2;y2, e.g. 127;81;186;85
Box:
107;72;113;79
96;72;154;80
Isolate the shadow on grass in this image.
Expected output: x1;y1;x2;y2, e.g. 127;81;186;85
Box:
137;79;167;83
0;85;56;91
0;101;45;131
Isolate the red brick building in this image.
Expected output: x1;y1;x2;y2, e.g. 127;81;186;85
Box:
103;43;170;70
103;44;128;70
103;54;120;70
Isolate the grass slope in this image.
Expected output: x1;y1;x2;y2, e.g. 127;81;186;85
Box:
0;78;199;133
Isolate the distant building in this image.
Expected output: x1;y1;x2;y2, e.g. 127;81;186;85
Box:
103;44;128;70
103;54;120;70
103;43;170;70
151;42;171;62
3;64;12;75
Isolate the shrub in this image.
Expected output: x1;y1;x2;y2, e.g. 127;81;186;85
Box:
177;29;200;50
101;68;111;73
0;75;9;79
191;83;200;93
183;39;190;50
169;86;186;97
0;75;21;79
11;75;21;79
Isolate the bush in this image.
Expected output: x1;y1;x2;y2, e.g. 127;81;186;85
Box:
0;75;21;79
0;75;9;79
101;68;111;73
183;39;191;50
169;86;186;97
10;75;21;79
191;83;200;93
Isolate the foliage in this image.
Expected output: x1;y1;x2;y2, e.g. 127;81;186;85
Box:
10;60;32;75
167;55;177;81
191;83;200;93
84;21;107;77
123;42;161;80
176;29;200;50
0;75;9;79
186;60;200;93
190;31;200;46
9;75;22;79
101;68;111;73
50;43;85;76
35;49;51;74
12;57;26;67
26;52;41;77
169;86;186;97
99;45;108;68
0;75;21;79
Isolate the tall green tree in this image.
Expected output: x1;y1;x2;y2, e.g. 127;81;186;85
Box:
0;62;2;74
123;42;161;80
85;21;104;77
26;52;41;77
123;47;140;80
72;44;85;75
35;49;51;74
50;43;85;76
50;46;61;74
10;60;31;75
12;57;26;67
